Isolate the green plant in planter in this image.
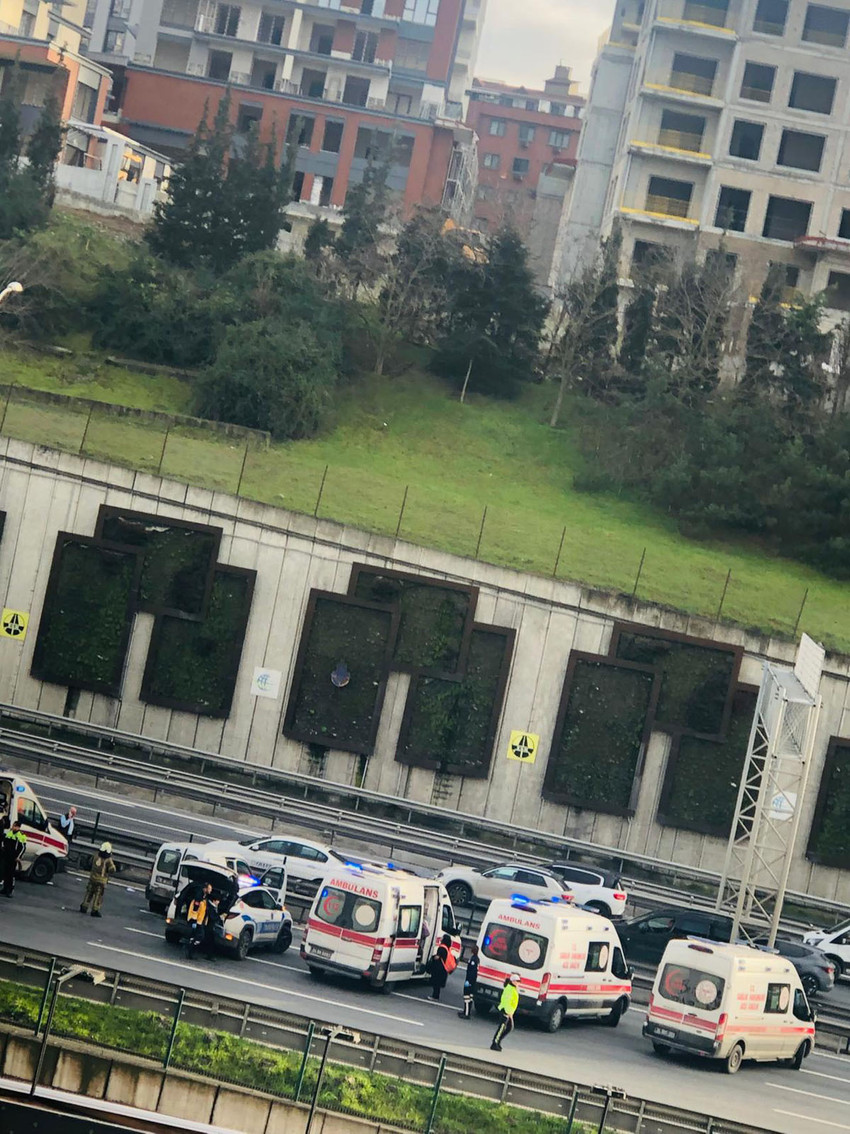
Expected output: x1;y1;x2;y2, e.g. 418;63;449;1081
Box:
659;687;757;836
615;631;737;736
30;536;137;696
808;740;850;868
397;626;512;777
141;567;255;717
544;658;655;814
284;593;396;754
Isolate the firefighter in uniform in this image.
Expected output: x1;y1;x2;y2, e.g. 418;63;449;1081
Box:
80;842;116;917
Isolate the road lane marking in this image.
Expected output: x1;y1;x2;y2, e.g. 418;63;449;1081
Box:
802;1068;850;1084
393;991;459;1012
814;1052;850;1064
774;1112;850;1131
766;1082;848;1105
86;942;423;1026
125;928;161;938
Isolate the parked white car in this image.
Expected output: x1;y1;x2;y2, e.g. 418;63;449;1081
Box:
203;835;352;894
434;862;573;908
547;863;628;918
804;917;850;978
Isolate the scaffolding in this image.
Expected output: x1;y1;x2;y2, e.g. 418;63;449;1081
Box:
716;634;824;947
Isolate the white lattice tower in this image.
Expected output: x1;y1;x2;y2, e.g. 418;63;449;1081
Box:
716;635;824;947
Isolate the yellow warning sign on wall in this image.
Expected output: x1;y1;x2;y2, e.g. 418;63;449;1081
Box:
507;730;539;764
1;609;29;641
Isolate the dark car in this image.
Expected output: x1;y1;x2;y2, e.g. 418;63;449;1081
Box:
756;938;836;998
618;907;733;965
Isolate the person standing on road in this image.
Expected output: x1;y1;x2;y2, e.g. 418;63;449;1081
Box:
458;944;479;1019
80;842;116;917
184;882;213;960
490;973;520;1052
429;934;453;1001
1;821;27;897
58;806;77;844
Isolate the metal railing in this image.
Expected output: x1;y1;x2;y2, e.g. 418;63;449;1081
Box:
644;193;692;217
802;26;847;46
752;18;785;34
668;70;714;96
739;84;771;102
0;943;802;1132
681;1;728;26
657;128;705;151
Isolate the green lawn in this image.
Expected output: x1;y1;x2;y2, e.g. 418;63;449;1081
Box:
1;345;848;653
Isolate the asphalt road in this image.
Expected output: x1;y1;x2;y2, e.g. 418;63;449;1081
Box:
1;872;849;1134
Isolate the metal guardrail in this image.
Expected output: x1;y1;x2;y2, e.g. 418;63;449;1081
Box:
0;943;781;1134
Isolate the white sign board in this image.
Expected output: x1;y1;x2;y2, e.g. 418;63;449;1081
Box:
794;633;825;701
768;790;797;822
251;667;282;699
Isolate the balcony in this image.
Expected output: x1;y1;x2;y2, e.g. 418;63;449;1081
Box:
645;192;691;217
655;0;736;37
629;137;711;163
658;127;704;150
642;77;722;109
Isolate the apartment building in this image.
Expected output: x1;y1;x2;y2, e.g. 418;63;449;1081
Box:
84;0;488;237
558;0;850;319
466;66;585;287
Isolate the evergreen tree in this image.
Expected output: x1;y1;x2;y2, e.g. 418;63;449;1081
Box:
0;62;23;184
336;154;391;295
26;93;64;205
224;123;288;268
0;65;60;236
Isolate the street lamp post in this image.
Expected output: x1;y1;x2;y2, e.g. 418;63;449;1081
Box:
0;282;23;305
304;1025;360;1134
30;965;106;1096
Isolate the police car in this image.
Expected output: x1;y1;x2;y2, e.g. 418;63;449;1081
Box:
164;860;292;960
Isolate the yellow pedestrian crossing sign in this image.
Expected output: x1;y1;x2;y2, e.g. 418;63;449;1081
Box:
507;730;539;764
1;609;29;641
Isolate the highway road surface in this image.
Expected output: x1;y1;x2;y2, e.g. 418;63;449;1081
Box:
0;871;849;1134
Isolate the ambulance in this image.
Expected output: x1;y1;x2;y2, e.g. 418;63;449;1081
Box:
301;864;462;988
643;939;817;1074
0;771;68;883
473;896;633;1032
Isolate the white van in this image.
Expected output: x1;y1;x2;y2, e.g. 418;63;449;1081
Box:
804;918;850;979
473;897;632;1032
146;840;286;912
301;864;461;989
644;939;817;1074
0;772;68;883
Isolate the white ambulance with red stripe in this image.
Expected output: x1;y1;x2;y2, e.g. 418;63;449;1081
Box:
644;939;817;1074
301;864;462;988
473;896;633;1032
0;772;68;882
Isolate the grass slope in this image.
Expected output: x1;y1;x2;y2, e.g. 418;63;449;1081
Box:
0;346;847;653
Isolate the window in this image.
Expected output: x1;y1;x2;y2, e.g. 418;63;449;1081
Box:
477;184;494;200
441;904;457;934
72;82;98;123
322;120;344;152
294;844;327;861
242;888;277;909
512;157;530;175
839;209;850;239
315;886;381;932
777;129;825;172
705;249;737;276
646;175;693;218
793;988;813;1021
515;869;547;886
670;53;717;97
611;947;629;980
677;915;711;935
353;31;378;63
343;76;370;106
632;239;666;267
208;49;233;79
763;196;812;241
104;29;125;52
518;124;535;145
729;119;764;160
310;24;335;54
403;0;439;25
715;186;751;231
236;103;262;132
251;61;277;89
789;72;837;115
481;921;548;970
397;905;422;938
390;92;413;115
292;170;305;199
802;4;848;46
683;0;727;25
555;867;602;885
318;176;334;207
257;12;284;44
765;983;791;1013
484;867;519;880
549;129;571;148
287;114;314;146
215;3;240;35
489;118;507;136
658;963;725;1011
394;37;429;71
17;798;49;832
482;152;501;170
300;68;327;98
586;941;611;972
658;108;705;151
18;10;35;34
740;61;775;102
638;915;675;933
826;271;850;311
753;0;788;34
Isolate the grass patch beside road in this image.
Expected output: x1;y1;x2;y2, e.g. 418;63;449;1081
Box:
0;344;847;653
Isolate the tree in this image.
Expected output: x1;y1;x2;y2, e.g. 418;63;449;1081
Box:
0;62;23;182
336;154;391;295
26;93;63;205
0;66;60;237
196;317;339;439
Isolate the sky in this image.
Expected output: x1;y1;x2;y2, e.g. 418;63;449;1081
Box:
475;0;615;95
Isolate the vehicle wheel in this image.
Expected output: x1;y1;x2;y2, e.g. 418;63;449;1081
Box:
825;955;844;979
235;928;253;960
308;966;325;980
473;997;491;1017
604;997;627;1027
273;926;292;954
542;1002;565;1033
586;900;611;918
29;855;55;885
724;1043;744;1075
148;899;167;914
801;974;819;999
446;881;473;907
165;930;180;945
652;1042;670;1057
788;1041;809;1070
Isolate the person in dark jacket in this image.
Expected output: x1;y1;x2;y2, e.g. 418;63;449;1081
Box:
1;821;26;897
429;933;452;1001
458;944;479;1019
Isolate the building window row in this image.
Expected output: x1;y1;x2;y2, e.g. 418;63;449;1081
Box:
713;186;812;242
729;119;826;173
754;0;850;49
666;53;838;117
284;113;414;165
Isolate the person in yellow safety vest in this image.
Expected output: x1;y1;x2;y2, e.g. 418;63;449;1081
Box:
490;972;520;1052
1;821;27;897
80;842;116;917
184;882;214;960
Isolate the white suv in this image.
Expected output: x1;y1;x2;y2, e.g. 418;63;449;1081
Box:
547;863;628;919
804;917;850;978
434;862;573;908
